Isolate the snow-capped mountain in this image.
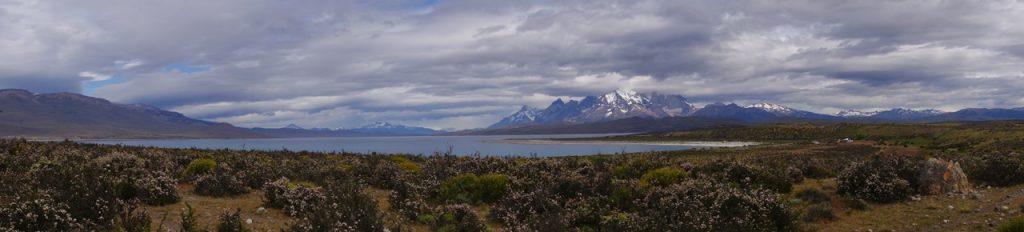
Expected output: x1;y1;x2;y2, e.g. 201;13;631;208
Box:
870;108;944;120
283;124;304;130
836;109;874;118
689;102;835;121
488;89;697;128
743;103;834;119
835;108;944;120
360;121;408;129
488;106;541;129
746;103;795;114
692;103;780;121
348;122;438;135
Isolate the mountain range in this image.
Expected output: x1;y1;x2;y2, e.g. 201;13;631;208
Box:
0;89;439;138
489;89;696;128
0;89;261;138
4;88;1024;138
486;89;1024;131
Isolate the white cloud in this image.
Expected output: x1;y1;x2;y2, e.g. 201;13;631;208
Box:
2;0;1024;129
78;71;111;81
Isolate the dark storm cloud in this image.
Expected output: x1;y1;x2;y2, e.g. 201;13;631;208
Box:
1;0;1022;129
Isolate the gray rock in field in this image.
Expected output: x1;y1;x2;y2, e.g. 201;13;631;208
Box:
918;158;971;195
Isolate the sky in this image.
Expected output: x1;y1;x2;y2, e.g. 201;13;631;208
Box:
1;0;1023;129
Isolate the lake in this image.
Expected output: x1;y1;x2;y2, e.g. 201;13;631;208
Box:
78;134;739;157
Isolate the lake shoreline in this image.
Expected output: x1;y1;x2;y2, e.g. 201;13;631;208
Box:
499;139;760;147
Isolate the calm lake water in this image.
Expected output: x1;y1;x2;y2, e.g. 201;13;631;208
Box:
79;134;710;157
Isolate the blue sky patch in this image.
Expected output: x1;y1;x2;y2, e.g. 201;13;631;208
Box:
163;63;211;74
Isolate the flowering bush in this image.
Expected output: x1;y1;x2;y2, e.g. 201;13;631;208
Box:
288;177;385;232
135;171;181;205
434;204;487;232
0;195;84;231
961;153;1024;186
836;155;921;202
193;166;251;197
634;179;799;231
1;139;816;231
262;177;326;216
694;160;795;193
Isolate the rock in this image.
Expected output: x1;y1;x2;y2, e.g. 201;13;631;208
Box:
246;218;252;224
256;207;267;214
917;158;972;195
948;205;955;210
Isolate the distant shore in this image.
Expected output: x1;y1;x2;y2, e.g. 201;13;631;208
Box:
500;139;759;147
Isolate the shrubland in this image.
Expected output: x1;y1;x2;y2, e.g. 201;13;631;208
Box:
2;121;1024;230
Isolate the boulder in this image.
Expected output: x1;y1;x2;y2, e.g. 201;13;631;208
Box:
918;158;971;195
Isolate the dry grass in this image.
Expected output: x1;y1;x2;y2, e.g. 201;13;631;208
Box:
799;179;1024;232
143;184;291;231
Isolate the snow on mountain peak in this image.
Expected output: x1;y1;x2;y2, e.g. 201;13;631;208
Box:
836;109;874;117
746;103;793;113
363;122;403;129
602;89;646;105
512;106;540;121
283;124;304;129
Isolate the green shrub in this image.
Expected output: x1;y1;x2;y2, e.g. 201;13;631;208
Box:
962;153;1024;186
610;180;642;210
181;203;203;232
439;173;510;203
388;156;422;173
842;196;868;211
639;167;687;187
434;204;487;232
183;158;217;178
216;209;250;232
802;203;835;222
1000;217;1024;232
795;188;830;204
475;174;511;203
116;203;151;232
611;158;658;179
417;214;436;224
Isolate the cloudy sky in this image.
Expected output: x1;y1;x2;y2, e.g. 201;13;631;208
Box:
2;0;1023;129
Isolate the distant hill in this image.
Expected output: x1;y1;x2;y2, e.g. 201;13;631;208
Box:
0;89;263;139
251;122;440;137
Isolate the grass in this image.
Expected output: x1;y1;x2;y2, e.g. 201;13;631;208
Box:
797;179;1024;231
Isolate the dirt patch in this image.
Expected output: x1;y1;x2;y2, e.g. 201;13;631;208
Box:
143;184;291;231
